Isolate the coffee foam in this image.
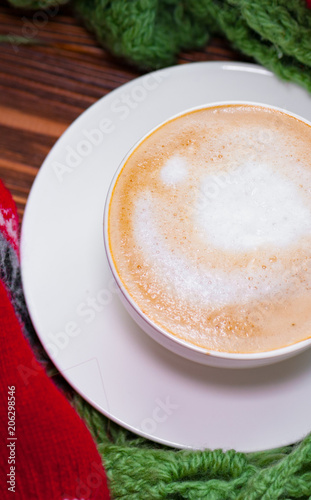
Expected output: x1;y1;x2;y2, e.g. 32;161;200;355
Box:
133;192;311;307
160;155;189;185
195;161;311;252
108;105;311;353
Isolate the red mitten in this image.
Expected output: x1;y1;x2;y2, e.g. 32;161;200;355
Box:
0;181;110;500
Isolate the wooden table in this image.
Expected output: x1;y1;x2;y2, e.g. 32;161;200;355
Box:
0;2;250;221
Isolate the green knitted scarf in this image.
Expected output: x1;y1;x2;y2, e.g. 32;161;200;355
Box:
6;0;311;498
73;395;311;499
5;0;311;94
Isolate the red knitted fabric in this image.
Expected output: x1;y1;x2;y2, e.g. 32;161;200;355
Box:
0;181;110;500
0;181;19;255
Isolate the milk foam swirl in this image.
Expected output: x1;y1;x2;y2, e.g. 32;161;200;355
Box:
108;105;311;352
133;165;311;308
195;161;311;252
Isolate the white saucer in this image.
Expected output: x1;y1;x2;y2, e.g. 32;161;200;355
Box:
21;62;311;452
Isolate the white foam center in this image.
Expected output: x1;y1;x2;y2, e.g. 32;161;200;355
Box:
160;156;188;186
195;162;311;251
133;194;292;308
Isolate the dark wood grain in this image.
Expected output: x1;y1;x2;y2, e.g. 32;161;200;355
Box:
0;2;250;220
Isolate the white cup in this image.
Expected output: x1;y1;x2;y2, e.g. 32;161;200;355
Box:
104;102;311;368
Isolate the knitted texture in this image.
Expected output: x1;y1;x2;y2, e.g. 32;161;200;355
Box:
75;395;311;500
5;0;311;93
0;180;111;499
8;0;68;7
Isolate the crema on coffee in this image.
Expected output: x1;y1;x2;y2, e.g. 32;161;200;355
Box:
108;104;311;353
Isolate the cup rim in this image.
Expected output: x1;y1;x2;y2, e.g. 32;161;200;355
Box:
103;100;311;362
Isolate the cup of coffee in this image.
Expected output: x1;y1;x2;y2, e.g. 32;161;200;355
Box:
104;102;311;368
